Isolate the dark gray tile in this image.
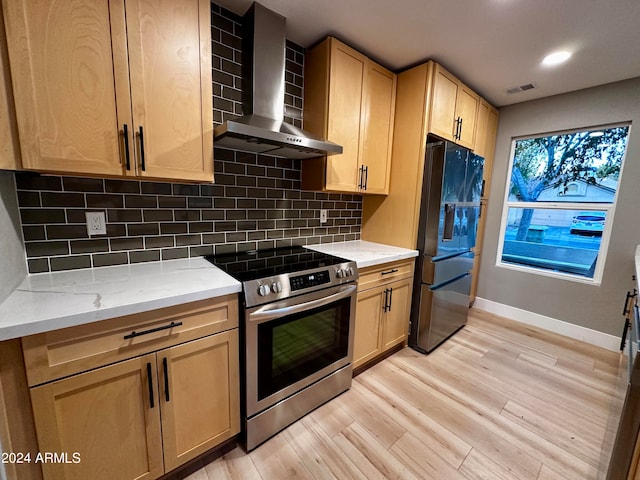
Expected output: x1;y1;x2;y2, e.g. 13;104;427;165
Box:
22;226;46;241
237;221;257;231
160;223;187;235
226;232;246;242
158;196;187;208
175;210;201;221
26;241;69;257
214;243;236;255
202;233;226;244
17;191;41;207
108;209;143;223
248;231;266;241
188;197;213;209
125;195;157;208
46;225;88;239
145;236;175;248
189;245;214;257
93;252;129;267
189;222;214;233
267;230;284;239
105;224;127;237
176;234;202;246
214;221;236;232
143;209;173;222
52;182;94;208
141;182;172;195
127;223;160;236
28;258;50;273
130;250;161;264
161;248;189;260
226;210;246;220
201;210;225;221
15;173;62;191
110;237;144;251
87;194;124;208
50;255;91;271
70;239;109;254
41;192;85;207
105;179;140;194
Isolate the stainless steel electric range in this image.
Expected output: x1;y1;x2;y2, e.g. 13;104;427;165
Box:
206;246;358;451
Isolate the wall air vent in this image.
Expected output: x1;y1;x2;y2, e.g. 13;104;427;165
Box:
506;83;536;94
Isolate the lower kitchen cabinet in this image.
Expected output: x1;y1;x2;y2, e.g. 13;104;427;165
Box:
354;259;414;369
30;354;164;480
23;296;240;480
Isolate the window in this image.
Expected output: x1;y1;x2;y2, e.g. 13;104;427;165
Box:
497;124;630;283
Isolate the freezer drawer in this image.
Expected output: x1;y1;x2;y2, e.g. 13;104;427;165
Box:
413;273;471;353
422;252;474;285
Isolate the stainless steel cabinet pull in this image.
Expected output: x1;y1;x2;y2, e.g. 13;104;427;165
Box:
358;165;364;189
381;269;399;275
388;287;393;311
363;166;368;190
163;357;170;402
147;362;155;408
138;126;146;171
123;124;131;170
123;321;183;340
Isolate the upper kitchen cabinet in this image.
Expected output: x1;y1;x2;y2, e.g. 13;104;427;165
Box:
473;98;499;199
1;0;213;182
0;4;20;170
302;37;396;194
429;63;479;150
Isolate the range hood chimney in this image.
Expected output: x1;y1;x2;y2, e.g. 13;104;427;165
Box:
213;2;342;159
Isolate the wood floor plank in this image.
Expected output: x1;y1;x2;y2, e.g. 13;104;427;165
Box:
186;309;625;480
459;448;533;480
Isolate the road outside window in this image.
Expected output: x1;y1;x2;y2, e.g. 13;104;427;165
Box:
497;124;630;283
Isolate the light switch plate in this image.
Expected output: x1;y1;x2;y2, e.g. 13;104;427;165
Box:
86;211;106;236
320;209;327;224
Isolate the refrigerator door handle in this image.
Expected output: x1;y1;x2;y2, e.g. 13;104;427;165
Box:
442;203;455;241
430;272;471;291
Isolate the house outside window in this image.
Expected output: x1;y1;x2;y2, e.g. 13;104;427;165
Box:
497;124;630;284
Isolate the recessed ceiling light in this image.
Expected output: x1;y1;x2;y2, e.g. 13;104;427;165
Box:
542;51;572;66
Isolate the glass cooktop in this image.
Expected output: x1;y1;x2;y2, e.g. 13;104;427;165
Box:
205;246;350;283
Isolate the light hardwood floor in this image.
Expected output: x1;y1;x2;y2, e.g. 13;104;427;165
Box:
186;308;628;480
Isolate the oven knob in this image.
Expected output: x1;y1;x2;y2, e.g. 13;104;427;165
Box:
336;268;345;278
271;282;282;293
347;266;355;277
258;284;271;296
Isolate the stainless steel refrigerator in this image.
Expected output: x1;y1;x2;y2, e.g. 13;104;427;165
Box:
409;138;484;353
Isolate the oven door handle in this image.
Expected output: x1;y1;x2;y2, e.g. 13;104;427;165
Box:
248;284;357;323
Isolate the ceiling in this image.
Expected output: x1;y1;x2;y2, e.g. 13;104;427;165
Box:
215;0;640;108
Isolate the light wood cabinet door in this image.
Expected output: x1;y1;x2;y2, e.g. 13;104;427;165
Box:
2;0;130;176
429;63;479;149
430;65;459;141
353;286;384;368
125;0;213;182
456;84;479;149
30;353;164;480
361;62;396;194
381;278;412;351
325;40;365;192
159;330;240;472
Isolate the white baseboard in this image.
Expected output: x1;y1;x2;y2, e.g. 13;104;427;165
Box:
473;297;621;352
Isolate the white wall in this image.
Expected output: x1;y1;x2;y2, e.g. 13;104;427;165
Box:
478;77;640;336
0;171;25;303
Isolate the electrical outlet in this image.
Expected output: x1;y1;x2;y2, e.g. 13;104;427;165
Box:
85;211;106;236
320;209;328;224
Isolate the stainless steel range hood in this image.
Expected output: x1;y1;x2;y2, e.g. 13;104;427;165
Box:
213;2;342;160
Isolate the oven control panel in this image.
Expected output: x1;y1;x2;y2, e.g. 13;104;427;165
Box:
290;270;330;292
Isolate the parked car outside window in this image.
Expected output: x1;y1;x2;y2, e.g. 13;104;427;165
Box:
570;212;606;235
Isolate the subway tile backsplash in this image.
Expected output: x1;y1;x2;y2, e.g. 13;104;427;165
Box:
16;3;362;274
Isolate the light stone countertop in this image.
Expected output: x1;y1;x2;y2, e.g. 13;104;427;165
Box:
0;257;241;341
305;240;419;268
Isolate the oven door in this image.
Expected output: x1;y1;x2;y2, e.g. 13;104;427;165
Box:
245;283;356;417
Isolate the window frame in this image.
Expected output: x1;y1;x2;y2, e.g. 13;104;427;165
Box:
496;123;630;285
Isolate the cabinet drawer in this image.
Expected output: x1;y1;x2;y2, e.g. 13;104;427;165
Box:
357;259;415;292
22;295;238;387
